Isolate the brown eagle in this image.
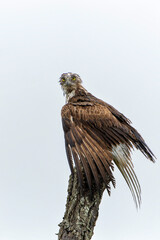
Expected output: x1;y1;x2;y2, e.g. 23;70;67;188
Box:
60;72;155;207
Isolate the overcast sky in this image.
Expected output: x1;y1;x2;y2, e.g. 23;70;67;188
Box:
0;0;160;239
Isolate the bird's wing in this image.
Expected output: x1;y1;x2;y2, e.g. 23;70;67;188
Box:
98;100;155;161
61;101;154;206
62;102;116;195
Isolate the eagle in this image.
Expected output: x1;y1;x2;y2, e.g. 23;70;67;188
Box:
59;72;155;207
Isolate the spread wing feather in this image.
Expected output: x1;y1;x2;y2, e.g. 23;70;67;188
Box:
72;123;114;193
91;95;155;161
81;131;112;194
82;128;115;187
61;100;155;206
70;126;93;189
65;138;74;174
71;126;98;190
66;131;84;187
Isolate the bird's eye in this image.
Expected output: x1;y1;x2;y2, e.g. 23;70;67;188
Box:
61;78;66;82
72;77;76;81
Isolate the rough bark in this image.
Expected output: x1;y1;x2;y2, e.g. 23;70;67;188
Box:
58;169;105;240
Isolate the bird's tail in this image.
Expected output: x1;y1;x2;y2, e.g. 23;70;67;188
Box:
112;144;141;208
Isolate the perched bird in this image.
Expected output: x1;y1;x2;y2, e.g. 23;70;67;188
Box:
59;72;155;207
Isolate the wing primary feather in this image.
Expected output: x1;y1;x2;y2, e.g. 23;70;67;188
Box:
71;147;83;189
65;138;74;174
76;125;115;192
76;143;93;191
83;130;116;188
82;126;114;170
80;142;101;189
70;126;93;191
75;125;114;193
66;131;84;188
83;139;112;195
73;126;102;188
123;126;156;162
135;140;156;162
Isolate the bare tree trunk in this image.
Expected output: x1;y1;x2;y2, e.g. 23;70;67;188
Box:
58;169;105;240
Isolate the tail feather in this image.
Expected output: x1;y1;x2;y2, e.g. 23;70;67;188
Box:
112;143;141;208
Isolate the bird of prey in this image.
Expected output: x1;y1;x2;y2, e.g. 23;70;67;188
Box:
59;72;155;207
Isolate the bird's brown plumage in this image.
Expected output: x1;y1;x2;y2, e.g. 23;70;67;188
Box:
60;73;155;207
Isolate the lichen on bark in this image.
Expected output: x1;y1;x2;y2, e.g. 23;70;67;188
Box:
58;169;105;240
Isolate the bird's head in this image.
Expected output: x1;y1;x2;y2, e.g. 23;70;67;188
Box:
59;72;82;101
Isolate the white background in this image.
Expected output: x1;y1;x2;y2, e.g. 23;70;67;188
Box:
0;0;160;239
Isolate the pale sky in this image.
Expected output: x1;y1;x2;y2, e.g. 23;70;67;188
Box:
0;0;160;240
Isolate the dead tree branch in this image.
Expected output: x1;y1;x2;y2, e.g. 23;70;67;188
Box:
58;169;105;240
